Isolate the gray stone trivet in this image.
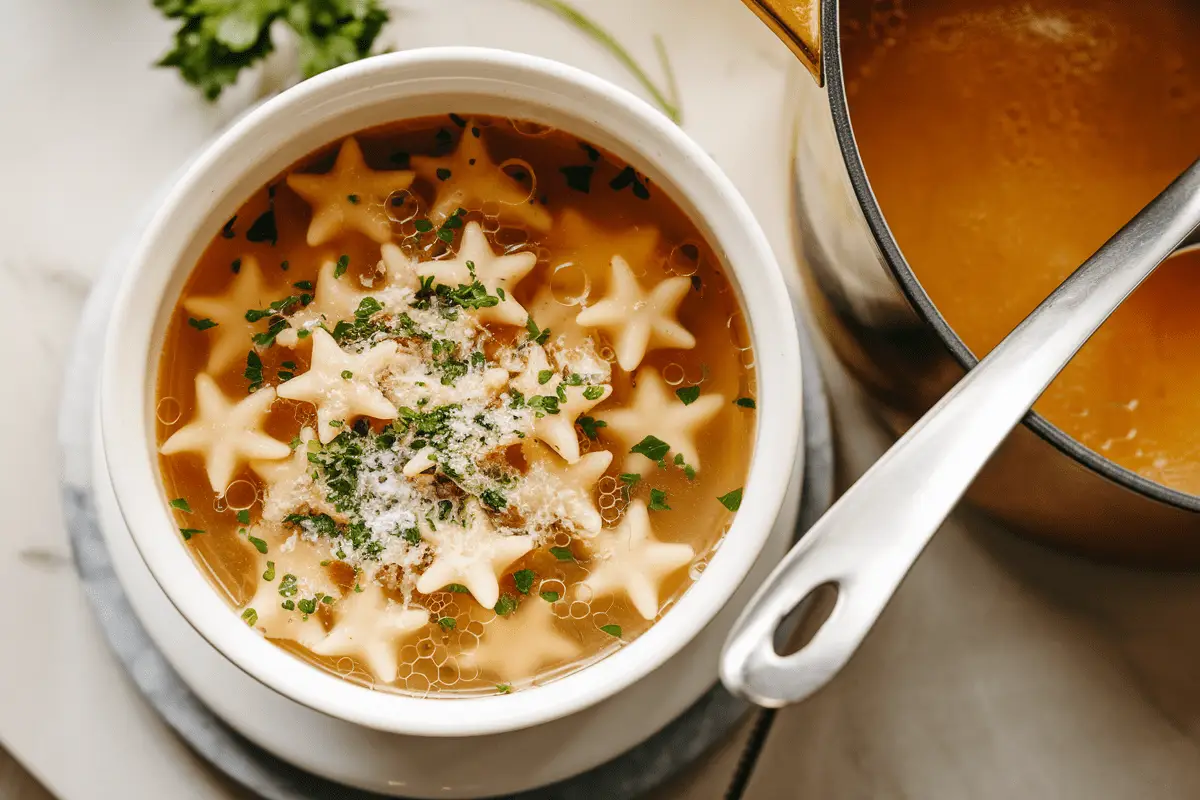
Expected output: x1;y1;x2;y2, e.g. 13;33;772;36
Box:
56;217;834;799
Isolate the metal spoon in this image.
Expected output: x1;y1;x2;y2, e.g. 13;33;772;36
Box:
721;159;1200;708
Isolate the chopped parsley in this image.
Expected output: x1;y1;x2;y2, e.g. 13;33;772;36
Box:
247;535;268;554
231;257;242;274
600;624;622;638
243;350;264;391
609;165;650;199
577;416;606;440
444;583;470;594
278;574;299;598
496;683;513;694
187;317;217;331
525;316;551;345
179;527;204;541
169;497;193;513
583;385;605;401
262;561;276;582
436;167;452;181
241;608;258;626
619;473;642;487
735;397;756;409
549;545;574;562
341;370;353;379
246;207;277;246
347;194;359;204
631;435;670;464
718;488;743;512
481;488;508;511
537;369;554;385
648;488;671;511
221;216;236;238
438;617;457;630
513;569;535;595
334;254;350;278
236;509;250;525
494;594;518;616
297;598;317;616
540;591;560;603
675;386;700;405
560;164;594;193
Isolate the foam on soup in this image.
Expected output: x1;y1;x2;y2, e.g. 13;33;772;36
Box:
154;115;756;695
842;0;1200;493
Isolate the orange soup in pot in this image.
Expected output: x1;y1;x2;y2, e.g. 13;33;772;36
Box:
842;0;1200;491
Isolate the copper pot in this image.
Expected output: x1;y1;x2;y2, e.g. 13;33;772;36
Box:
745;0;1200;562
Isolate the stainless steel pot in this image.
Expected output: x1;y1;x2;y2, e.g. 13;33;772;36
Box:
745;0;1200;562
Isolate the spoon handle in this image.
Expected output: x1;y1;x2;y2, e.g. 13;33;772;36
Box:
721;159;1200;708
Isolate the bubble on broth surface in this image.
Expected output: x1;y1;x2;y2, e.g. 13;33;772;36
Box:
552;530;572;548
156;397;182;426
727;311;753;350
662;363;686;386
498;158;537;206
739;349;756;369
688;556;708;581
568;601;591;620
386;188;422;225
667;241;702;277
510;119;555;137
598;344;617;363
222;479;258;511
549;261;591;306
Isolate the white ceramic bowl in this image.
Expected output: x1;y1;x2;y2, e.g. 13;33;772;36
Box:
100;47;801;738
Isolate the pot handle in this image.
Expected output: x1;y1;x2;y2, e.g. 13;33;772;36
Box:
741;0;823;84
721;159;1200;708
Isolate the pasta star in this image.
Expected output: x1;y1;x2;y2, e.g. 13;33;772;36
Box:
575;256;695;372
415;500;534;610
410;120;552;232
582;499;695;620
310;583;430;683
464;597;581;682
276;328;399;443
276;248;417;347
242;535;336;649
417;221;536;327
516;441;613;536
251;427;337;523
513;345;612;463
160;374;290;493
286;136;415;246
183;255;273;374
602;367;723;475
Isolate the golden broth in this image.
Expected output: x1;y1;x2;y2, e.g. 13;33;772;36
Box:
843;0;1200;492
155;115;755;695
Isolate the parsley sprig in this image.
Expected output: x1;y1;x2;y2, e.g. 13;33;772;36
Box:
154;0;390;101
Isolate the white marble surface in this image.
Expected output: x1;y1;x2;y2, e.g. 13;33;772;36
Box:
9;1;1200;799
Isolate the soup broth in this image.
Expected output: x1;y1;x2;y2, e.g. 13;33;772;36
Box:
155;115;755;695
842;0;1200;491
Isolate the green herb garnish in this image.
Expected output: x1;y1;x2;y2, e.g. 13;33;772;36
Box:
236;509;250;525
247;535;268;554
438;617;457;630
600;624;622;638
577;415;606;440
648;488;671;511
549;545;574;562
583;385;605;401
540;591;560;603
170;497;193;513
334;254;349;278
675;386;700;405
187;317;217;331
262;560;276;581
735;397;756;409
718;488;743;512
241;608;258;626
513;569;535;595
631;435;670;464
179;527;204;541
494;594;518;616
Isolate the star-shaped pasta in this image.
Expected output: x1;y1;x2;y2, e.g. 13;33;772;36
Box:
582;499;694;620
575;256;695;372
286;136;415;246
251;427;337;523
160;374;290;493
416;222;536;327
242;535;336;649
516;440;612;536
527;284;590;352
464;597;581;682
310;583;430;683
513;345;612;463
602;368;723;475
276;328;399;443
276;249;417;347
410;121;552;232
414;500;534;609
183;255;273;374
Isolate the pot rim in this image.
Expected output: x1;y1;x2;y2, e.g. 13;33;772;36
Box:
98;47;803;737
819;0;1200;514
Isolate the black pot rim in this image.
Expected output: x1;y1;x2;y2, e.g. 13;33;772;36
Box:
819;0;1200;514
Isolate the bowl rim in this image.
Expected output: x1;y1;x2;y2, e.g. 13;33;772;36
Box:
819;0;1200;514
99;46;803;737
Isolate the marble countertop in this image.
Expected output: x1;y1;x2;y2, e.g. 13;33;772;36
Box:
5;1;1200;798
